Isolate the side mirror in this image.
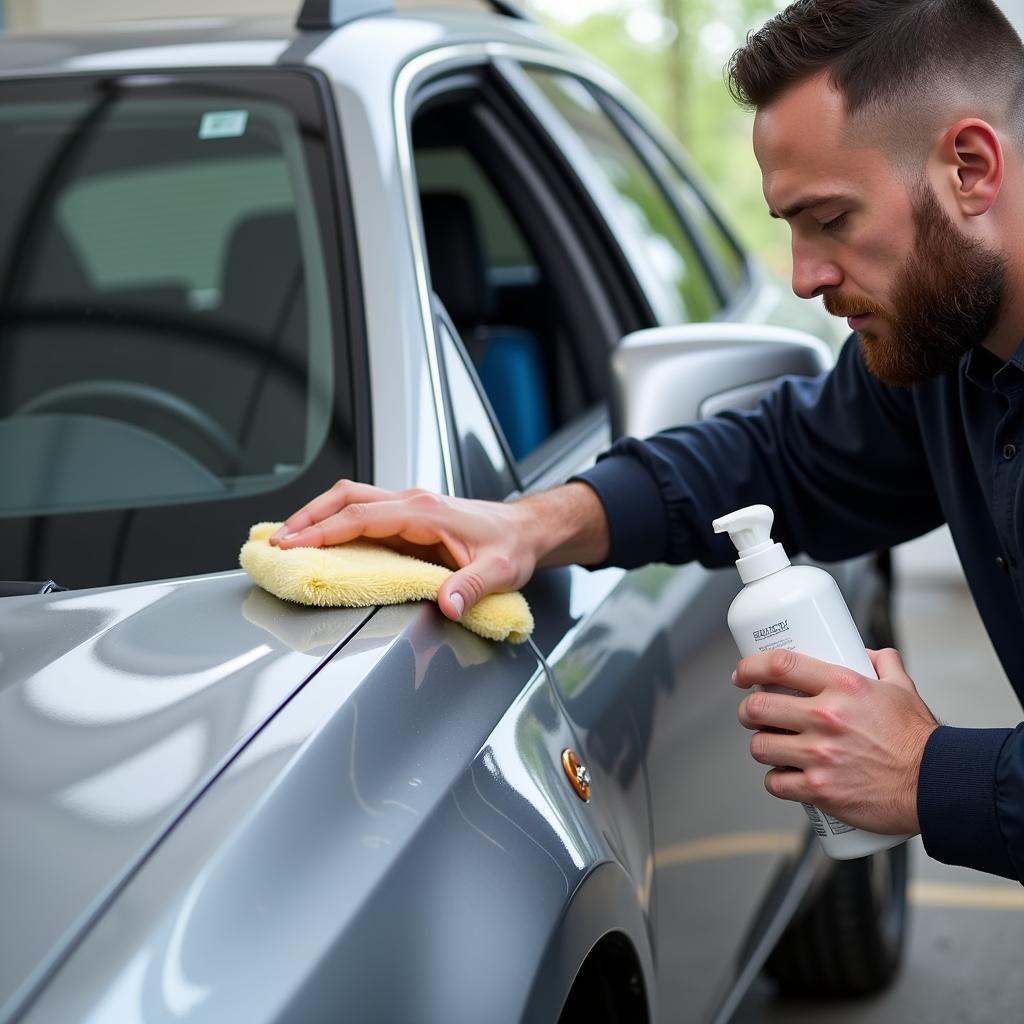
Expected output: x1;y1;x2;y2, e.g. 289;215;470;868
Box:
610;323;834;439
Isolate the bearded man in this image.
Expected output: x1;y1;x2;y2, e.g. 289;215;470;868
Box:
272;0;1024;881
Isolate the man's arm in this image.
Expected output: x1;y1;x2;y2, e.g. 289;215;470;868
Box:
274;335;943;615
916;725;1021;880
577;333;945;572
271;480;609;621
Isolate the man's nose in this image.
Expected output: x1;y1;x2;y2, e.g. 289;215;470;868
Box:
791;248;842;300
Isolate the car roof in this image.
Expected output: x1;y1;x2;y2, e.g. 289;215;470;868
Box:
0;3;565;79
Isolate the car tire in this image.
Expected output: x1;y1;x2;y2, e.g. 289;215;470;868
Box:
763;839;908;997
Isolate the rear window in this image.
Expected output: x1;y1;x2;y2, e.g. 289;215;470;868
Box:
0;72;357;588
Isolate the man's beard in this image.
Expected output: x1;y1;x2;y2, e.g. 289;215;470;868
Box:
824;184;1007;387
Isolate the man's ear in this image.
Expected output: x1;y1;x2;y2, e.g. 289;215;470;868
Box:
935;118;1003;217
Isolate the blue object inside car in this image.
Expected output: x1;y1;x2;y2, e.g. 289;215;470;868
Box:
419;192;550;460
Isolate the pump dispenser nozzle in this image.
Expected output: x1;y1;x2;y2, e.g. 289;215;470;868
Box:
713;504;791;583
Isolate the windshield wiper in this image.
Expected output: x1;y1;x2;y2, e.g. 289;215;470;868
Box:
0;580;68;597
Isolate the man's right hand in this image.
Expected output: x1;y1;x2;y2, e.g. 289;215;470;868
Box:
269;480;610;621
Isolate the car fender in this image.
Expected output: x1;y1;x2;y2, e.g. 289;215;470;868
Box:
519;859;655;1024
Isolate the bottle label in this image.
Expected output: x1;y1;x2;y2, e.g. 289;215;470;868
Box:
752;619;795;652
801;802;828;837
801;802;856;836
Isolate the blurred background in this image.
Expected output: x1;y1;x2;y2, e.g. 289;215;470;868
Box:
3;0;1024;277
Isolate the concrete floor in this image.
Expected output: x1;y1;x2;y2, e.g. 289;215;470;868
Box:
733;528;1024;1023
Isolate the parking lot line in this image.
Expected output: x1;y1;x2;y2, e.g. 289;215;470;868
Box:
909;880;1024;910
654;831;802;868
654;833;1024;913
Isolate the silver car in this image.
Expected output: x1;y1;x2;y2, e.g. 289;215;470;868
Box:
0;3;904;1022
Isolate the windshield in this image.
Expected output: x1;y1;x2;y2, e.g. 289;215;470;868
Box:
0;72;357;588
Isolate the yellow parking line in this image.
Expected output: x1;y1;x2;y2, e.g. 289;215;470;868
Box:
652;835;1024;911
654;831;802;869
909;880;1024;910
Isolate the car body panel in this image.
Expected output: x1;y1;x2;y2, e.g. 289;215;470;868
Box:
0;573;371;1020
12;603;631;1024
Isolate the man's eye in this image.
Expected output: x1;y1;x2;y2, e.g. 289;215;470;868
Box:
820;213;849;233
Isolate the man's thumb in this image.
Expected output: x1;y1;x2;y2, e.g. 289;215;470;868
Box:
439;565;488;621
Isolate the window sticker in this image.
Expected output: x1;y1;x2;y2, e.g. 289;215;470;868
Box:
198;109;249;140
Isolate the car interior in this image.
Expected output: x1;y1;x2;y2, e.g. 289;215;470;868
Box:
0;97;323;514
411;80;647;467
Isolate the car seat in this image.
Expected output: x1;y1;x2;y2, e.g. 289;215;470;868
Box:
216;210;309;472
419;192;551;460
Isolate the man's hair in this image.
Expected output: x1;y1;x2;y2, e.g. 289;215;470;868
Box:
728;0;1024;149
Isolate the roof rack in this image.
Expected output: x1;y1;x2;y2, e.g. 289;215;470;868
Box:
487;1;529;17
297;0;529;30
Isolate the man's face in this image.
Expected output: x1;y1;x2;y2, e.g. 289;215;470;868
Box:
754;74;1006;386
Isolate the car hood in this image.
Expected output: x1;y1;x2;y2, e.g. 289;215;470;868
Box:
0;571;371;1021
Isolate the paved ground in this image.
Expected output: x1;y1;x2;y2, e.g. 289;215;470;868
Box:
733;528;1024;1023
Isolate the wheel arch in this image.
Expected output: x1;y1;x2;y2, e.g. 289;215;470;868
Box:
519;860;656;1024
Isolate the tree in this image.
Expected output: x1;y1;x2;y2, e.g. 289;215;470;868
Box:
537;1;791;272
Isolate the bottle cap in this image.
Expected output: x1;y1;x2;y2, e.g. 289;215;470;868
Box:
712;504;791;583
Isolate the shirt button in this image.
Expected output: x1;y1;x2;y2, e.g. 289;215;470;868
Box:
1004;443;1018;460
997;555;1010;573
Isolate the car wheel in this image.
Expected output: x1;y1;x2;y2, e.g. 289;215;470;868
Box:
867;550;898;650
763;839;908;997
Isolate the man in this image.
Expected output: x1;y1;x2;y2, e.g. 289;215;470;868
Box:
272;0;1024;881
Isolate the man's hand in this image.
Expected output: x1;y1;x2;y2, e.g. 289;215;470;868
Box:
269;479;609;621
735;647;939;835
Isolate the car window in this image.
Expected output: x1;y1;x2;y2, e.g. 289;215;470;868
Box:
0;83;334;518
663;162;747;293
413;100;604;467
522;68;719;326
615;114;748;294
0;72;357;590
416;148;534;276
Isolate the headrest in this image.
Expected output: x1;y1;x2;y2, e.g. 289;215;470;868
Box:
220;212;302;331
419;192;491;325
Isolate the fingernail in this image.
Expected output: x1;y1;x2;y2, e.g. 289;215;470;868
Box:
450;593;465;619
731;670;738;685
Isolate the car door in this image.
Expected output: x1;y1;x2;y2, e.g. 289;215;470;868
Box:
407;53;812;1021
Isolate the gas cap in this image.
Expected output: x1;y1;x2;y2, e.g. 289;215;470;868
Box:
562;749;591;802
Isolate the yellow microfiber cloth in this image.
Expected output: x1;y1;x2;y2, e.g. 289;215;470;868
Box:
239;522;534;644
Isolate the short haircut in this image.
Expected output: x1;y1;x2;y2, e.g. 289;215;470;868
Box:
728;0;1024;152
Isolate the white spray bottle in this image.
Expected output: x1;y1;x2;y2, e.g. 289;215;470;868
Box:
712;503;911;860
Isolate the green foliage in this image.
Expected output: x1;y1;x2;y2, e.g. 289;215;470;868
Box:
538;0;793;276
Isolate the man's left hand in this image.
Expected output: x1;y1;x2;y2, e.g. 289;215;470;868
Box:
735;647;940;835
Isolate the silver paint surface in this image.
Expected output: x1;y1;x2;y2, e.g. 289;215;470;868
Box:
0;574;370;1019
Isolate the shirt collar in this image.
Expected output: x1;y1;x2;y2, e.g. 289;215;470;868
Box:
964;340;1024;392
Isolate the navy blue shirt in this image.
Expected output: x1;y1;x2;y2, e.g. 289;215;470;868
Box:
578;333;1024;881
